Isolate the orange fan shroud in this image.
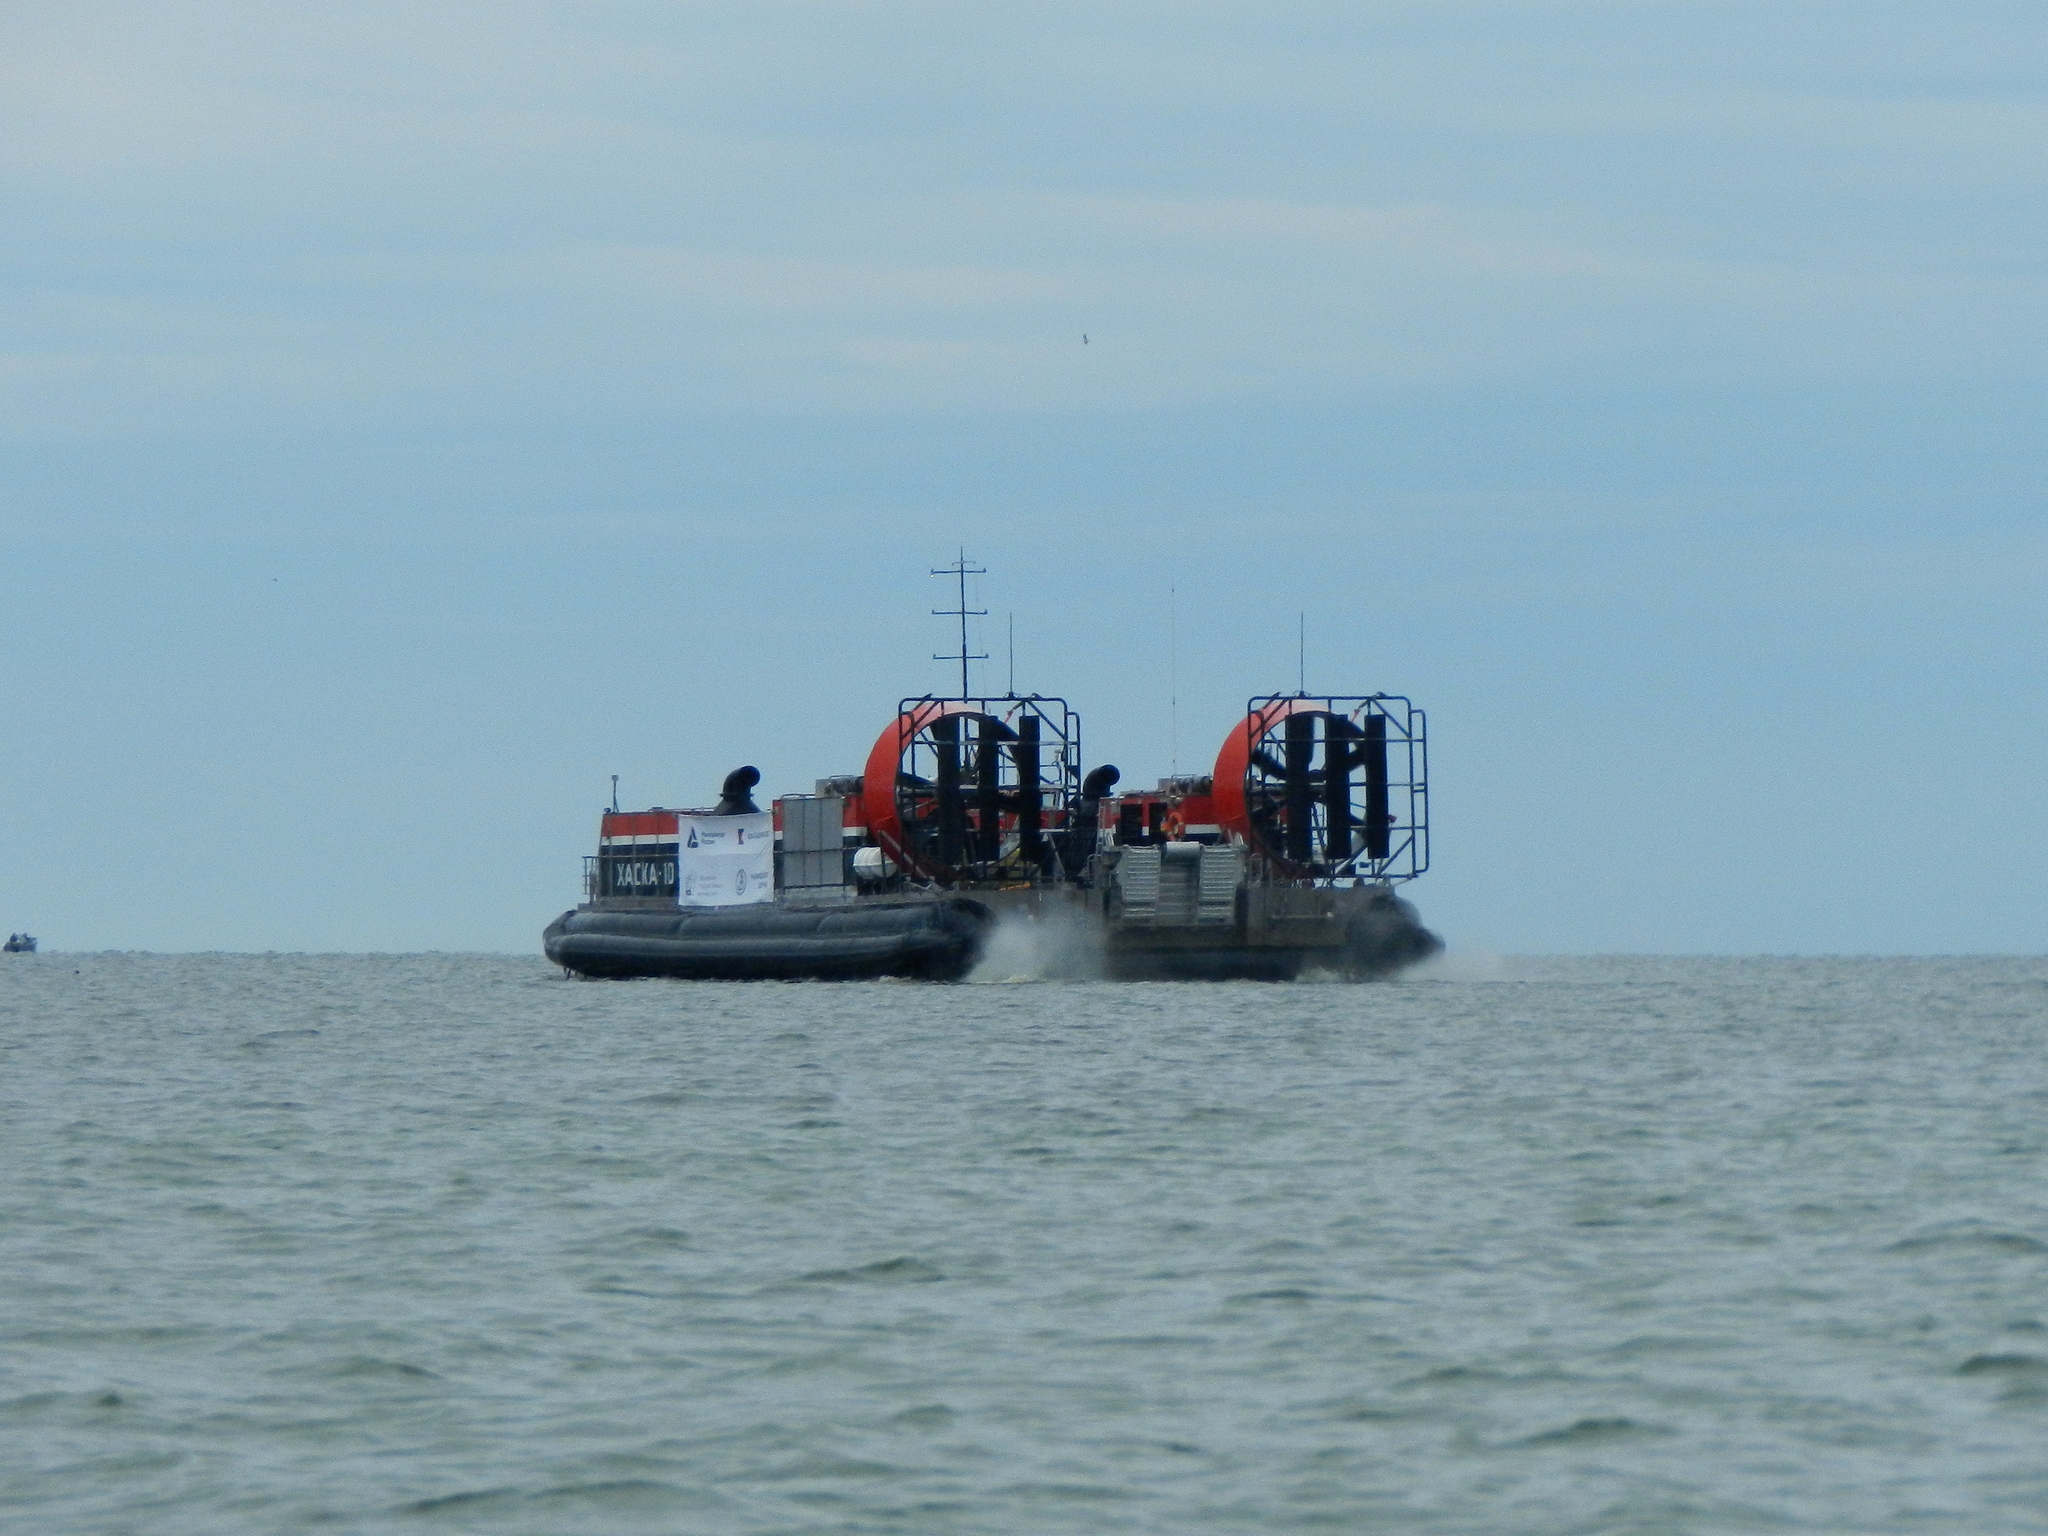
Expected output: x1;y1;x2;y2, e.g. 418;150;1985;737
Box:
1210;697;1337;868
860;698;989;878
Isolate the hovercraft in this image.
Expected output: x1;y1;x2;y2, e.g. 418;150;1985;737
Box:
545;685;1440;983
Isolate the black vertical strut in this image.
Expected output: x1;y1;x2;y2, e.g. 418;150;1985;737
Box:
1363;713;1390;860
1014;713;1043;868
934;715;964;867
1323;715;1358;865
974;715;1004;863
1283;713;1316;866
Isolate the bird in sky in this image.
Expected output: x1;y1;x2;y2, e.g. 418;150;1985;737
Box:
1082;334;1088;344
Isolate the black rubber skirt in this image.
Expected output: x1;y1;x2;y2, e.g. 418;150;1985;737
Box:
543;899;991;982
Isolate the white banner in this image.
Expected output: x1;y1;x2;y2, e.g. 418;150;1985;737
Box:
678;812;774;907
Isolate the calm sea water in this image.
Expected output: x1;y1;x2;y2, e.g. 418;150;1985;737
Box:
4;952;2048;1534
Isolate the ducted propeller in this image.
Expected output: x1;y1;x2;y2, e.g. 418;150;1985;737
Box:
861;697;1081;882
1212;697;1422;878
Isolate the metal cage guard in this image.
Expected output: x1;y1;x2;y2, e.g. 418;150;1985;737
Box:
863;695;1083;884
1228;694;1428;884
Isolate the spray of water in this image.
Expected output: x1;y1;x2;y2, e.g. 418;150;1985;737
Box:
1402;947;1508;983
966;907;1106;983
967;897;1461;985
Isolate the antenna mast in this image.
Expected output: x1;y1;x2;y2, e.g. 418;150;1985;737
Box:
931;551;988;697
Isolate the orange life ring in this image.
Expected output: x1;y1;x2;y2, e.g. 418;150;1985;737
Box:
1163;808;1186;841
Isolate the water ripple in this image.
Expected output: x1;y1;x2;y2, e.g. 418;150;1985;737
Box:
3;953;2047;1532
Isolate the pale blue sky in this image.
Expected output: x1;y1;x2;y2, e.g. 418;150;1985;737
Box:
3;2;2042;951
